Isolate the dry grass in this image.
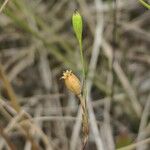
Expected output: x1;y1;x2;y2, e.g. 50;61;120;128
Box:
0;0;150;149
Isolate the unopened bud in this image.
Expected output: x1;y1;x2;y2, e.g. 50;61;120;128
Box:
72;11;83;45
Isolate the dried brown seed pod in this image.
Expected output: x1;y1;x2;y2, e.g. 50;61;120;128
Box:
61;70;81;95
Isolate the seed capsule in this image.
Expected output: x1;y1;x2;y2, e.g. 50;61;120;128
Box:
61;70;81;95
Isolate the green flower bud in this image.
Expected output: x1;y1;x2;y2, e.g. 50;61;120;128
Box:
72;11;83;46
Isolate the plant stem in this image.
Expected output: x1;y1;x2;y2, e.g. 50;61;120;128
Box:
0;63;21;112
139;0;150;9
0;0;9;13
79;41;86;88
0;125;16;150
77;94;89;150
79;40;87;110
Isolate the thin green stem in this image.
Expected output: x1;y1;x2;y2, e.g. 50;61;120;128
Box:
139;0;150;9
79;41;86;98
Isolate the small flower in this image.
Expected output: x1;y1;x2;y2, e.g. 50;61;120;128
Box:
61;70;81;95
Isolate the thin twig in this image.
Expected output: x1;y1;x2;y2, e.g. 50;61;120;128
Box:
113;62;142;117
0;0;9;13
102;40;142;118
86;0;104;149
0;63;21;112
0;125;16;150
70;107;82;150
136;94;150;150
102;0;117;149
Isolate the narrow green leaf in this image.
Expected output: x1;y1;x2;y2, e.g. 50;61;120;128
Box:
139;0;150;9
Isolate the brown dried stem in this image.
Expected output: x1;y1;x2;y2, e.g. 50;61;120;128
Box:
0;125;16;150
0;63;21;112
77;94;89;150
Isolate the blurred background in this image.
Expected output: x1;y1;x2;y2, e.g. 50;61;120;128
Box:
0;0;150;150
